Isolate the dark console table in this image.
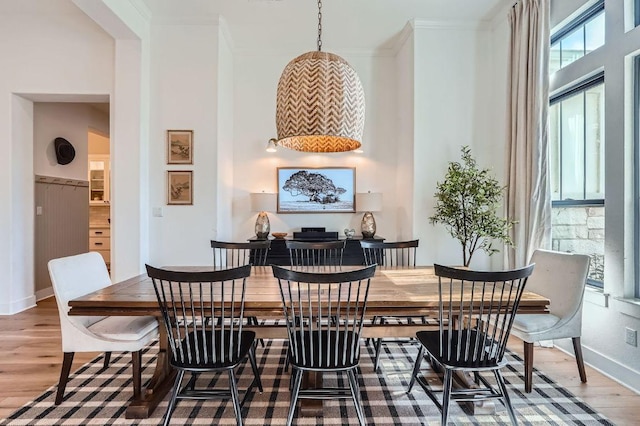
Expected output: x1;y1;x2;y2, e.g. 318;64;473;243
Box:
249;236;385;266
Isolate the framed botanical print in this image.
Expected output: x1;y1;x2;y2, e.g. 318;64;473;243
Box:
167;170;193;205
167;130;193;164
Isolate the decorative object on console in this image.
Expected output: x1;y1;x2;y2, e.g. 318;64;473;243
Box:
167;171;193;205
356;191;382;238
271;232;288;239
167;130;193;165
277;167;355;213
274;0;365;153
250;192;276;239
344;228;356;239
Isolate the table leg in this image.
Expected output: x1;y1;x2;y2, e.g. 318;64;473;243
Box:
299;371;324;417
125;317;176;419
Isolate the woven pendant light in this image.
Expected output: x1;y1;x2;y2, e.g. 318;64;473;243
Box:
275;1;365;153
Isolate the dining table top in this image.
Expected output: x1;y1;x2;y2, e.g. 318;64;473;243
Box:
68;265;550;317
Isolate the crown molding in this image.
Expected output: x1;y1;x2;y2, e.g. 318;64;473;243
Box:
128;0;151;22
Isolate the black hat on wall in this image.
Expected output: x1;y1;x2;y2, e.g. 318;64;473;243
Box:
54;137;76;165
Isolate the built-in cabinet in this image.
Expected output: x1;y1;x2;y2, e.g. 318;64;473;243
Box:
89;226;110;269
88;155;110;205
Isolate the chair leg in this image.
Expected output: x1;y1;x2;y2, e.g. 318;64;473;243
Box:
347;369;366;426
287;368;303;426
366;315;378;346
103;352;111;369
373;338;383;370
572;337;587;383
55;352;75;405
131;350;142;399
248;344;263;393
494;369;518;425
407;346;424;392
441;368;453;426
228;369;243;426
523;341;534;393
163;369;185;426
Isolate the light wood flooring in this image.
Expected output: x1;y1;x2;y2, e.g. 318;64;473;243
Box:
1;297;639;424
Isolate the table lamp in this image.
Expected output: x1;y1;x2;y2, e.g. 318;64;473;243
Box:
250;192;276;239
356;192;382;238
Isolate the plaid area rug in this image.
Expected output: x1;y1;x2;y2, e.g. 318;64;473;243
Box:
1;340;613;425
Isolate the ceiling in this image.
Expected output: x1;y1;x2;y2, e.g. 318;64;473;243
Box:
0;0;511;51
142;0;511;51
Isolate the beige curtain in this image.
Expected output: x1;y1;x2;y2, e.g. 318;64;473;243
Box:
505;0;551;268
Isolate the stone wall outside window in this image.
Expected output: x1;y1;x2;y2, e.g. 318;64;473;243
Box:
551;206;604;283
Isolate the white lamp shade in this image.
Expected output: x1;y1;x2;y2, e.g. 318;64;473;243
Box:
356;192;382;212
250;193;276;212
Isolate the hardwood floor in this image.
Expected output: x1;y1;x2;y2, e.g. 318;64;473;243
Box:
1;297;639;424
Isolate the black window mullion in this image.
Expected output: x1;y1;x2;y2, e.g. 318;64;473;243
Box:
551;0;604;45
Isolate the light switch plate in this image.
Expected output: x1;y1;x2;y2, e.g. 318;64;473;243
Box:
152;207;163;217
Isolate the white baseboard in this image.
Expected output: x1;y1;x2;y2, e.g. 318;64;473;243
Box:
555;340;640;394
0;294;36;315
35;287;54;301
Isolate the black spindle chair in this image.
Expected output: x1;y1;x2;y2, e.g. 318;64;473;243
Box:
211;240;270;270
408;263;535;425
146;264;263;426
211;239;271;346
286;240;345;271
272;264;376;426
360;239;422;370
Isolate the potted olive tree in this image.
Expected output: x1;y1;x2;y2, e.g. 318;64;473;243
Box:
429;146;515;267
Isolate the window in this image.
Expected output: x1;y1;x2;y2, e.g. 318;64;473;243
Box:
549;74;605;288
550;1;605;74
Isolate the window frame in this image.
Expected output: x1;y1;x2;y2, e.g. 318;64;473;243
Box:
549;72;605;289
549;72;605;207
550;0;605;73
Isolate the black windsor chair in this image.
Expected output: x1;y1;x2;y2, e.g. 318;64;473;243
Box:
360;239;422;370
146;264;263;426
407;263;535;425
272;264;377;426
285;239;346;270
210;239;271;346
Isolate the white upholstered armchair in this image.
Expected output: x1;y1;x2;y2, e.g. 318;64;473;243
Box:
48;252;158;404
510;249;590;393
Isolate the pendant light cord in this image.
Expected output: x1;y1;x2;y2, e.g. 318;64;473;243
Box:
317;0;322;51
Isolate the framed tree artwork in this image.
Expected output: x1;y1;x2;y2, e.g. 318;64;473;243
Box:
277;167;355;213
167;171;193;205
167;130;193;164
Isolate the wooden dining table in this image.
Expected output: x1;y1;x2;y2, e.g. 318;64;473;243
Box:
68;265;549;419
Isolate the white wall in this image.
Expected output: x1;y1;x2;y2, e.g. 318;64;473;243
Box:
34;103;109;180
230;50;398;242
0;3;114;314
147;19;220;267
412;22;496;269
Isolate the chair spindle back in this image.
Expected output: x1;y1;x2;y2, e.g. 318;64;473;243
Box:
361;240;419;269
211;240;270;269
434;263;534;365
272;265;376;368
286;240;345;271
146;264;252;367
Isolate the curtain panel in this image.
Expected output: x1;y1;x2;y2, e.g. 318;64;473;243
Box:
505;0;551;268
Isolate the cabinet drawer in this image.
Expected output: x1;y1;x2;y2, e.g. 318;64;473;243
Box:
90;228;110;237
90;237;110;250
95;250;110;264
